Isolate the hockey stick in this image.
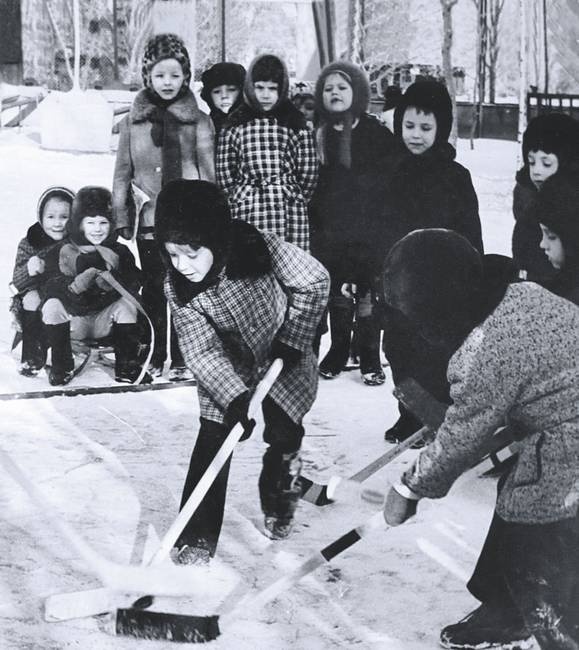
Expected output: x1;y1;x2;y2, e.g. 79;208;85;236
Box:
44;359;283;622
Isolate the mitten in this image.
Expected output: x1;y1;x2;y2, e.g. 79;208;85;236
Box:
69;267;100;294
270;339;301;367
383;483;419;526
27;256;45;277
95;274;114;291
117;227;133;240
225;391;256;441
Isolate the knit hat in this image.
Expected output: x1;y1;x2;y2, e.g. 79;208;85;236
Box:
141;33;191;91
314;61;370;122
522;113;579;170
69;186;116;246
383;228;483;350
200;62;246;107
244;54;289;113
37;186;75;223
393;79;453;144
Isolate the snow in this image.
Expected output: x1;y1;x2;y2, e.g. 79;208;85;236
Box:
0;128;539;649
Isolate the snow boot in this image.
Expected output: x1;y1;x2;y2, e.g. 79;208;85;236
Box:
113;323;152;384
384;410;423;445
440;603;533;650
259;449;303;540
170;540;212;566
168;365;194;382
19;310;47;376
319;297;354;379
45;322;75;386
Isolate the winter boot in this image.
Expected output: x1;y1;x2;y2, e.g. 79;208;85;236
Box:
45;322;75;386
170;539;212;566
440;603;533;649
319;297;355;379
19;311;47;376
113;323;152;384
259;449;303;540
384;408;423;444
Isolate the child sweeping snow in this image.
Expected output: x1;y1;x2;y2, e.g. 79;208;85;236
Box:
155;179;328;560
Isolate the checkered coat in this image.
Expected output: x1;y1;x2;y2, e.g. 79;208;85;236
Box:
165;232;329;424
215;118;318;251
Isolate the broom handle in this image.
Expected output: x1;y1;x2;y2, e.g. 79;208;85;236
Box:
148;358;284;565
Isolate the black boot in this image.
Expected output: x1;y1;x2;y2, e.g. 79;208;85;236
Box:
357;313;385;386
319;296;354;379
113;323;152;384
45;323;74;386
20;311;47;376
259;448;303;540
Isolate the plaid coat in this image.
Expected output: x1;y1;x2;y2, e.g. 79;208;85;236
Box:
215;118;318;251
165;232;329;424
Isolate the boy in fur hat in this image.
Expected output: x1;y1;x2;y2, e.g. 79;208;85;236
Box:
512;112;579;286
155;179;328;557
113;33;215;381
309;61;403;386
41;187;149;387
535;174;579;305
200;62;246;138
10;186;75;376
382;78;484;444
382;228;579;650
216;53;318;253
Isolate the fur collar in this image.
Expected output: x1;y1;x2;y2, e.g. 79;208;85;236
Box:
130;88;203;125
27;222;58;251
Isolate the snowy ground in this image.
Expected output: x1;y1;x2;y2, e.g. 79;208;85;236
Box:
0;128;536;649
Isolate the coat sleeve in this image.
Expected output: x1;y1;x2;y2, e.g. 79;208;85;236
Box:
166;280;248;410
112;115;135;232
266;235;329;350
454;166;484;254
294;128;318;202
195;116;216;182
402;323;525;499
215;127;239;197
12;239;35;293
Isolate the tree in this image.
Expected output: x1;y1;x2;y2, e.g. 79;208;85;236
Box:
487;0;506;102
440;0;459;145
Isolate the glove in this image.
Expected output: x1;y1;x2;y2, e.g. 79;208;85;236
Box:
225;391;256;442
383;484;419;526
117;227;133;240
69;267;100;294
27;256;45;277
270;339;302;367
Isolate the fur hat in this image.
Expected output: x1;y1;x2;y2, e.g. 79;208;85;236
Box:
69;186;116;246
314;61;370;121
141;33;191;91
243;54;289;113
37;186;75;223
393;79;453;144
201;62;246;107
522;113;579;170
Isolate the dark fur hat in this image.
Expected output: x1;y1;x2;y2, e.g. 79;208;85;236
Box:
69;186;116;246
141;33;191;91
200;62;246;107
314;61;370;121
522;113;579;169
393;79;453;145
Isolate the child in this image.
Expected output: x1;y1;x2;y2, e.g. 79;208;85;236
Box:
310;62;404;386
200;61;246;138
382;79;484;443
294;92;315;130
41;187;149;387
379;84;402;132
512;112;579;285
382;229;579;650
155;179;329;558
112;33;215;381
10;186;75;376
535;174;579;305
216;53;318;252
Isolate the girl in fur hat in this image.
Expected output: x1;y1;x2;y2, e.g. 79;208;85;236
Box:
309;61;403;386
200;62;246;139
155;179;328;556
41;187;149;386
112;33;215;381
216;53;318;252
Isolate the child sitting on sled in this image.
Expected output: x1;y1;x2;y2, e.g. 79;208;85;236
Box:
382;228;579;650
41;186;150;386
155;179;328;560
10;186;75;376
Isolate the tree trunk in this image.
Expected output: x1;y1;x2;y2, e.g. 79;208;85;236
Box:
441;0;458;146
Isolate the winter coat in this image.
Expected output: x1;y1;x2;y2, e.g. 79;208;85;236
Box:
215;109;318;252
11;223;61;294
309;113;403;285
165;229;329;424
512;167;557;284
403;281;579;525
383;142;483;260
112;89;215;237
42;240;141;317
